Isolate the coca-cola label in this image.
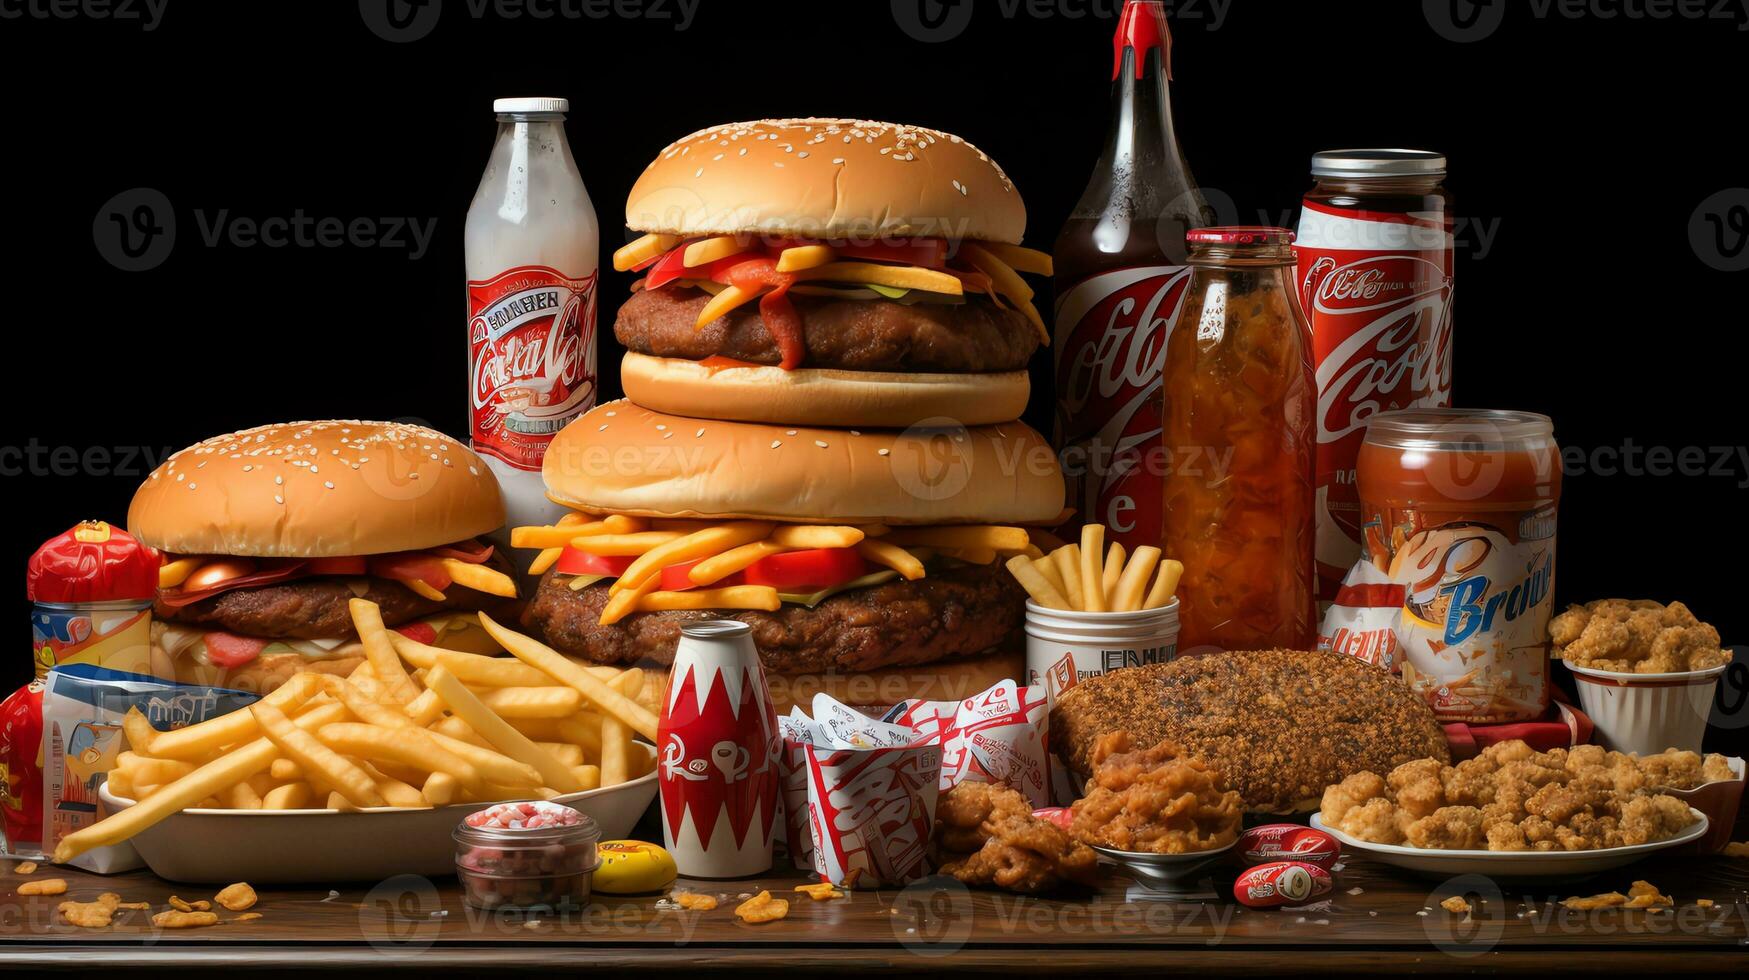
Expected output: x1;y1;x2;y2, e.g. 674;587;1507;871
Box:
1294;204;1454;601
467;265;598;471
1052;265;1193;551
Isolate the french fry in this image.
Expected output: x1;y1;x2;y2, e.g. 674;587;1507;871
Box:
314;723;484;791
1004;556;1071;610
1101;542;1126;607
613;521;775;593
477;686;584;718
262;781;312;810
119;755;195;785
1032;555;1068;597
1019;543;1046;561
349;599;420;704
945;547;997;565
856;539;925;580
331;678;415;729
121;708;159;756
1112;546;1163;612
1144;558;1184;610
424;665;584;793
252;703;385;808
429;715;489;747
52;702;346;863
540;742;584;767
637;586;781;614
404;688;446;727
567;531;685;556
422;772;458;806
557;715;605;758
145;672;324;761
225;780;263;810
481;613;659;740
423;648;620;688
371;773;428;809
1053;544;1085;612
269;759;303;781
883;526;1030;552
599;574;660;626
599;669;644;788
1078;525;1107;612
402;578;448;602
510;513;622;549
105;768;134;799
689;540;789;586
247;772;276;797
326;792;359;812
571;764;602;791
767;525;865;549
439;559;517;598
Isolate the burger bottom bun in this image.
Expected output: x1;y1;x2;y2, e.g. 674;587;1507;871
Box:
620;352;1030;428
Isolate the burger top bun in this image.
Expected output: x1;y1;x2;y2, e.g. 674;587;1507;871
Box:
626;119;1027;244
129;420;506;558
544;401;1064;526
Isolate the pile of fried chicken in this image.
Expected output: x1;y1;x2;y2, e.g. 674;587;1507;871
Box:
1321;740;1729;851
1549;598;1731;673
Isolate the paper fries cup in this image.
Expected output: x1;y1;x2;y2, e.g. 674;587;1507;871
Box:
1565;661;1727;755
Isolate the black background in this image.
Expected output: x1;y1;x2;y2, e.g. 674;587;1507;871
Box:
2;0;1745;749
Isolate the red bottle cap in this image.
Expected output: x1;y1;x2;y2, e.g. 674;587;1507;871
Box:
1113;0;1173;81
1186;226;1297;246
26;521;160;604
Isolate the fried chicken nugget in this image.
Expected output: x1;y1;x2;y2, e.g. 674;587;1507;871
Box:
1404;806;1486;850
936;782;1098;894
1337;797;1406;845
1320;771;1387;825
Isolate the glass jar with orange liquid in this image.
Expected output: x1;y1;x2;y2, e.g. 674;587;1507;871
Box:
1161;227;1317;651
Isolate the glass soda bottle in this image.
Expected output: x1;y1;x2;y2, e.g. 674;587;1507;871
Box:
1162;228;1317;652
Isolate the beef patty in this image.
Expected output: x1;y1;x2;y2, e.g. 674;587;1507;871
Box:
615;284;1039;373
157;575;503;639
522;560;1027;674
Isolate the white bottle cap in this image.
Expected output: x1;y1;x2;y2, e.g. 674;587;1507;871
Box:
493;97;569;114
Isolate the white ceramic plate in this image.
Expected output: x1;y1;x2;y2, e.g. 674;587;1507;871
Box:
1310;808;1709;882
97;743;657;884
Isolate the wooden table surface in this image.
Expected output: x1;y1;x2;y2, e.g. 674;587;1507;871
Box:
6;812;1747;975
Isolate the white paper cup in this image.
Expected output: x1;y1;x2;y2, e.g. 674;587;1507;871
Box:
1565;661;1727;755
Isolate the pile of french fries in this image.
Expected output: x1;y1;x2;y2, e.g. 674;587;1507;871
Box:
54;600;657;864
514;513;1042;625
1004;524;1184;612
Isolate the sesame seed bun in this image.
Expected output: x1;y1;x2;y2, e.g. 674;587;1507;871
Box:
626;119;1026;244
543;401;1064;526
129;420;507;558
619;352;1030;428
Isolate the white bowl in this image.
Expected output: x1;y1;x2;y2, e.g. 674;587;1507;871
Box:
96;743;656;884
1311;808;1709;883
1564;661;1728;755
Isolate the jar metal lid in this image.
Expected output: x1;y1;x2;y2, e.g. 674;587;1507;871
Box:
1363;408;1553;451
1311;149;1446;179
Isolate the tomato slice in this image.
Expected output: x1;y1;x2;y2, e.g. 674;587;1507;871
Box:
307;557;368;576
394;622;438;646
743;548;867;591
369;554;452;591
204;632;269;668
657;559;742;592
555;548;636;578
716;257;804;369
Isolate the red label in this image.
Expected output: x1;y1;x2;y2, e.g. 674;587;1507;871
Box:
1294;204;1453;601
466;265;597;471
1052;266;1192;552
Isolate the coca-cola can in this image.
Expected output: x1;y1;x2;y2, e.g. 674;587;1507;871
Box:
657;620;780;878
1234;861;1334;909
1295;150;1454;603
1235;824;1340;870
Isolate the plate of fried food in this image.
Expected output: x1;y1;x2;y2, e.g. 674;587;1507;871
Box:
68;602;660;883
1313;740;1727;881
1069;732;1245;890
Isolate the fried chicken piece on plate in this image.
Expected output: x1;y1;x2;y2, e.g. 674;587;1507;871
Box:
1320;771;1387;825
1337;797;1407;845
1405;806;1486;850
1068;733;1244;855
1618;794;1697;846
932;782;1098;895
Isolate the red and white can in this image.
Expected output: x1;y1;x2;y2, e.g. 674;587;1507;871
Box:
657;621;780;878
1295;150;1454;604
1234;861;1334;909
1235;824;1340;870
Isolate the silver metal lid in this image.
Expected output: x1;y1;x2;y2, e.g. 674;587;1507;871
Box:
1311;149;1446;179
493;96;569;114
1363;409;1553;452
680;620;753;640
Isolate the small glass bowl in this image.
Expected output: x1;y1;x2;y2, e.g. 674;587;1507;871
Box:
453;802;601;911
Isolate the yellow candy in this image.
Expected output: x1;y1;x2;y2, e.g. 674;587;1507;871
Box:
593;840;678;894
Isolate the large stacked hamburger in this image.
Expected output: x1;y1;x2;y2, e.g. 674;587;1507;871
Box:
129;421;519;693
518;118;1064;712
